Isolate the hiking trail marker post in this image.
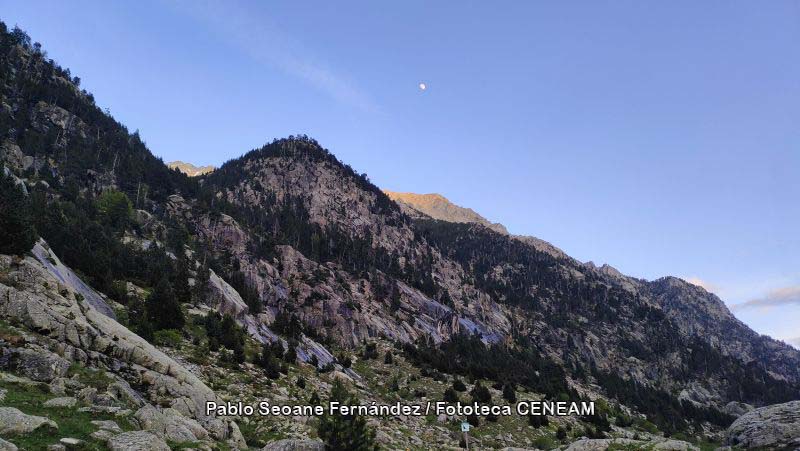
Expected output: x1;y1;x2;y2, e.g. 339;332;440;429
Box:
461;421;471;450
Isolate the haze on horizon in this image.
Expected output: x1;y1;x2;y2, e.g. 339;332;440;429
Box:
2;1;798;346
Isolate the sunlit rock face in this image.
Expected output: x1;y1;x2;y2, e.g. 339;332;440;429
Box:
167;161;215;177
383;190;509;234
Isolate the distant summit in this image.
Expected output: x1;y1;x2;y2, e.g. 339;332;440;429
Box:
383;190;508;234
168;161;215;176
383;190;570;259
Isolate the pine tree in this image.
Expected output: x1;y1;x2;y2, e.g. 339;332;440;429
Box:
146;276;185;330
173;257;192;304
317;379;378;451
257;343;281;379
284;343;298;364
194;260;210;303
0;173;37;255
95;190;132;232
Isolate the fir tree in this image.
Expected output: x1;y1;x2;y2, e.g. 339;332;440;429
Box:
194;260;210;303
173;256;192;304
284;343;298;364
146;276;185;330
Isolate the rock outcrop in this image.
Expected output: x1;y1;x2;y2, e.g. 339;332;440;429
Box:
0;407;58;435
133;404;209;442
107;431;170;451
564;438;699;451
726;400;800;449
0;243;243;446
261;439;325;451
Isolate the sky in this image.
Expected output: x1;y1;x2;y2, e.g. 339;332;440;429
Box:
2;1;798;346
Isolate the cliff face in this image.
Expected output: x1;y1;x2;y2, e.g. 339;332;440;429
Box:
2;23;800;447
198;141;800;396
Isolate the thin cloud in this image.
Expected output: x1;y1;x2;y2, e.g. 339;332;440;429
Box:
787;337;800;349
168;0;377;112
732;285;800;311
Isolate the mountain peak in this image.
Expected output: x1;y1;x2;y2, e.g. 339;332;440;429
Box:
167;160;215;176
383;190;508;234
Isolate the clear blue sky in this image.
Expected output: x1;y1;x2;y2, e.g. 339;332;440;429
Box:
3;1;798;345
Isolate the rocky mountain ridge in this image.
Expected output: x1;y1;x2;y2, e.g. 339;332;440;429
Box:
383;190;509;234
167;161;215;177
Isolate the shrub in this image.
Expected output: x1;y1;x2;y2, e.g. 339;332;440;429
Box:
533;436;556;450
502;383;516;403
443;388;459;403
528;414;549;428
153;329;182;348
362;342;378;360
470;381;491;403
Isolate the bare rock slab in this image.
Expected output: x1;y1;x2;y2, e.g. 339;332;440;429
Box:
261;439;326;451
43;397;78;408
107;431;170;451
0;407;58;435
726;400;800;449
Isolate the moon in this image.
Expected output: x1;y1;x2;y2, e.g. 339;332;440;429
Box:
418;82;427;91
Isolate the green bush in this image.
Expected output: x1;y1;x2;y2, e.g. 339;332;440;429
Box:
533;435;556;450
67;364;112;391
153;329;183;348
95;190;132;231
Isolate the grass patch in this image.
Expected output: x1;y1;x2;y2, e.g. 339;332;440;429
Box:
152;329;183;348
0;319;25;346
532;435;557;450
0;379;134;450
67;364;113;391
